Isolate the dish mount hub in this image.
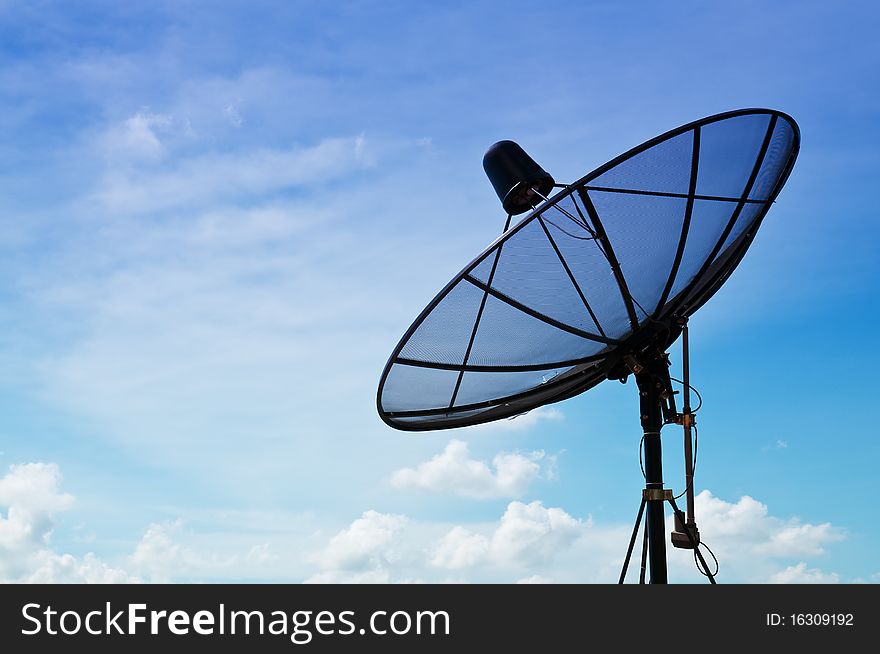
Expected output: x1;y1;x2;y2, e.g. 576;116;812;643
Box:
483;140;555;215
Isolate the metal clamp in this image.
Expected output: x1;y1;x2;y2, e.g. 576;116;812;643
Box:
673;412;696;427
642;488;673;501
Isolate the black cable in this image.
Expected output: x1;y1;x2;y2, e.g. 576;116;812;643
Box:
547;197;593;233
638;434;646;479
542;216;596;241
641;412;699;490
664;376;703;498
672;424;698;500
670;376;702;413
694;540;719;578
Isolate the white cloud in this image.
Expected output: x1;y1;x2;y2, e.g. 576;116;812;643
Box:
121;111;172;155
490;501;583;568
0;462;135;583
224;104;243;128
0;462;74;514
109;507;328;583
130;521;188;582
692;491;843;559
307;510;407;583
25;553;136;584
431;526;488;570
129;520;243;583
432;501;583;572
391;440;551;499
99;110;178;160
0;463;75;574
758;522;841;558
661;491;845;583
770;563;840;584
94;135;371;214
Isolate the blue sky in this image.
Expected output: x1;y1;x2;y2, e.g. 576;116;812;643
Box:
0;0;877;583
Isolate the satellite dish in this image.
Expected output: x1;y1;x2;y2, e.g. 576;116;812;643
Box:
376;109;800;583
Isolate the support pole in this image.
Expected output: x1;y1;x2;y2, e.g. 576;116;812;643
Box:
636;368;668;584
617;498;646;584
682;322;696;526
672;318;700;550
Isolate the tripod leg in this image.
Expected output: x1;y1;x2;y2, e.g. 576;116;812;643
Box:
667;497;716;584
639;517;648;584
618;498;646;584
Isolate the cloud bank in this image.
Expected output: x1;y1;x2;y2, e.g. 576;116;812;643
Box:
0;460;853;584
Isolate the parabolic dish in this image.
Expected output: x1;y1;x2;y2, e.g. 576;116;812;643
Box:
378;109;799;430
